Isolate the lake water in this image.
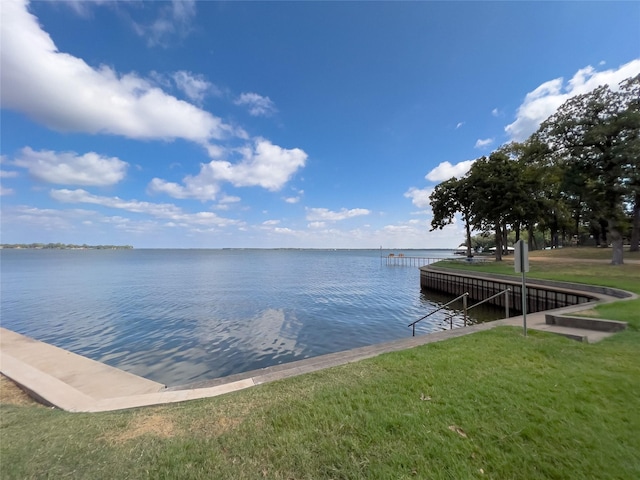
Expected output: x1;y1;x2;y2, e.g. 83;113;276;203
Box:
1;248;497;386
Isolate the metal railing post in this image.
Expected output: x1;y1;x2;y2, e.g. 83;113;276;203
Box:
408;292;469;336
411;287;513;337
463;293;468;327
506;288;510;318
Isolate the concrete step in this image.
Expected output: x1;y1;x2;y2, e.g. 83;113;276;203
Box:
532;323;617;344
545;313;627;332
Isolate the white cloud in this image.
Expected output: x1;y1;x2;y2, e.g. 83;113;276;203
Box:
425;159;475;182
308;221;326;229
3;205;98;232
149;138;307;200
262;219;280;226
174;211;239;227
455;122;464;129
0;0;233;144
219;194;241;204
60;0;112;17
205;143;228;159
0;170;19;178
1;186;15;196
474;138;494;149
284;188;304;203
404;187;433;209
52;188;183;215
274;227;295;234
382;224;417;234
50;188;240;228
206;139;306;191
505;58;640;141
172;70;218;103
491;108;500;117
377;218;464;249
13;147;128;186
132;0;196;47
2;204;171;238
305;207;370;222
148;176;221;201
211;195;241;211
235;92;277;117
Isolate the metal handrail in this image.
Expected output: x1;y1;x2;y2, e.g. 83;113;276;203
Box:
467;287;511;319
410;288;512;336
408;292;469;337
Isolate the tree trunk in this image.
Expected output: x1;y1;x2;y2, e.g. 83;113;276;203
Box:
551;213;559;248
630;192;640;252
502;223;508;255
527;225;535;251
465;218;473;258
608;219;624;265
494;223;503;261
600;219;608;247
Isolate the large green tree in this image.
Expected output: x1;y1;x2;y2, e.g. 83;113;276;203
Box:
429;176;474;257
427;75;639;260
617;75;640;251
536;76;640;264
494;141;552;247
465;152;521;261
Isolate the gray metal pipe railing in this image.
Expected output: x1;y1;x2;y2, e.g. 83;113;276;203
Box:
467;287;511;319
408;292;469;337
411;288;512;336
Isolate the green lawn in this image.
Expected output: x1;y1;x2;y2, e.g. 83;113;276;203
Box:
2;251;639;479
528;246;640;261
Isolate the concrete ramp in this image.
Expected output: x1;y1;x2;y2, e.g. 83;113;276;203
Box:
0;328;166;410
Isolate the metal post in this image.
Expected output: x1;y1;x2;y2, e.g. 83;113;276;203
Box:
522;273;527;336
505;288;510;319
463;293;468;327
515;240;529;337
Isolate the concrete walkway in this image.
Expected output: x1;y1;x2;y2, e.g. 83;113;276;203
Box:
1;281;635;413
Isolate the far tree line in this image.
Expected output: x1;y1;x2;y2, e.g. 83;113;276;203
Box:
430;74;639;265
1;243;134;250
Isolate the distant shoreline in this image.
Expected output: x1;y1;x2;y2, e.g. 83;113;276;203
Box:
0;244;133;250
1;245;457;251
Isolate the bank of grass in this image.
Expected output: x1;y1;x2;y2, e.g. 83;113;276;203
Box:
2;251;639;479
529;246;640;261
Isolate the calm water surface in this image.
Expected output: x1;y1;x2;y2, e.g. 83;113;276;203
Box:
1;249;491;386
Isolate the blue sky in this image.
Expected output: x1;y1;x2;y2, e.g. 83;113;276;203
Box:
1;0;639;249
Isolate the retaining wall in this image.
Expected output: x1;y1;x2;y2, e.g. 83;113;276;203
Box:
420;266;597;314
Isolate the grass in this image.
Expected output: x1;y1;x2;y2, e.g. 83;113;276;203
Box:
438;258;639;292
1;248;639;479
527;246;640;261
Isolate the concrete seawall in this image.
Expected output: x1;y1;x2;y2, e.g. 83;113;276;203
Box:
421;265;605;314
